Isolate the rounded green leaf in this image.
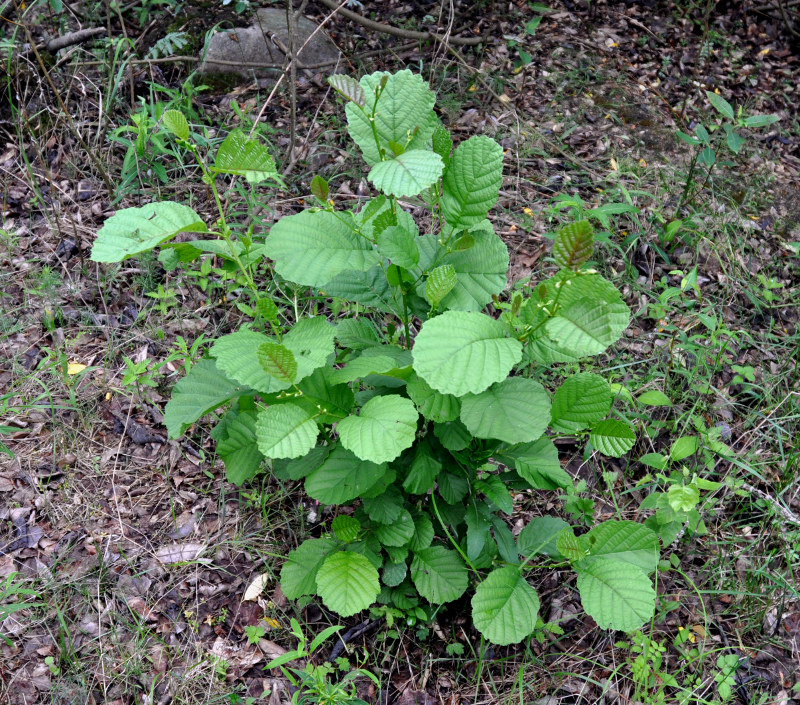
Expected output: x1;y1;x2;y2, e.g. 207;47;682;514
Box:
460;377;550;444
257;342;297;384
280;538;338;599
410;546;468;604
368;150;444;197
545;298;630;357
265;210;379;288
590;419;636;457
440;135;503;231
377;224;419;269
471;566;540;645
255;403;318;459
316;551;380;617
337;395;418;464
425;264;458;307
332;515;361;543
406;374;460;422
374;509;415;547
212;129;279;184
550;372;611;432
553;221;594;270
575;557;656;631
517;516;570;560
345;70;437;166
412;311;522;397
583;520;659;573
91;202;207;263
162;109;189;141
305;444;387;505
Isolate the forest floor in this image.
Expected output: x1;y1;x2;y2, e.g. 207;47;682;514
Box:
1;1;800;704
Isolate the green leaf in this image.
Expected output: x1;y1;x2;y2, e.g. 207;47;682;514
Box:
517;516;570;560
705;90;734;120
410;546;468;604
742;114;779;128
726;130;745;154
406;374;460;422
550;372;611;432
476;476;513;515
265;210;379;288
409;512;434;552
374;509;415;547
403;442;441;494
425;264;457;307
545;298;630;357
432;123;452;164
328;74;366;107
335;319;380;350
305;444;387;504
211;129;280;184
91;202;207;263
337;395;418;464
316;551;380;617
636;390;672;407
164;359;249;438
255;403;319;459
382;561;408;587
668;485;700;512
213;329;288;394
575;557;656;631
281;538;338;599
328;355;407;386
332;515;361;543
293;367;354;423
362;488;404;523
460;378;550;444
368;150;444;197
495;438;571;490
377;223;419;268
345;70;437;166
471;566;540;645
323;266;403;316
310;175;329;202
553;221;593;271
162;109;189;141
215;408;263;485
582;521;659;573
589;419;636;457
257;342;297;384
412;311;522;396
283;317;337;382
440;135;503;231
670;436;699;461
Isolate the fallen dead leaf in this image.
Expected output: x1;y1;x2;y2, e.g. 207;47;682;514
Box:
155;542;206;564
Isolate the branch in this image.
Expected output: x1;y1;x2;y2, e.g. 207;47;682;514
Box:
314;0;486;46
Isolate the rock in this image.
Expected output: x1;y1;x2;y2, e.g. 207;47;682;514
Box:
198;8;340;82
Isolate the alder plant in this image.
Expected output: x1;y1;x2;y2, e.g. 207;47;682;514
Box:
92;70;662;644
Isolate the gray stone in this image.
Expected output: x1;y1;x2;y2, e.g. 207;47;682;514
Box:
198;7;340;81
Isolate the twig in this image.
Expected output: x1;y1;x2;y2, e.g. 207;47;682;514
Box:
314;0;486;46
44;26;106;52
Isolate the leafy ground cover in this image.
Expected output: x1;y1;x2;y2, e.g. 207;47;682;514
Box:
2;1;800;704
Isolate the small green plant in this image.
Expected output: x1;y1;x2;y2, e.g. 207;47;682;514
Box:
674;91;778;213
265;619;377;705
0;572;43;645
91;70;661;644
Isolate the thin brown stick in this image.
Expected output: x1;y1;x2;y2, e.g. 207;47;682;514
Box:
314;0;485;46
44;26;107;52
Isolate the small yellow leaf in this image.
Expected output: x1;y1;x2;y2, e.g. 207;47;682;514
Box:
523;207;534;215
639;158;647;167
105;392;111;401
610;157;618;171
692;624;707;638
758;48;769;56
264;617;280;629
468;85;477;92
67;363;87;376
